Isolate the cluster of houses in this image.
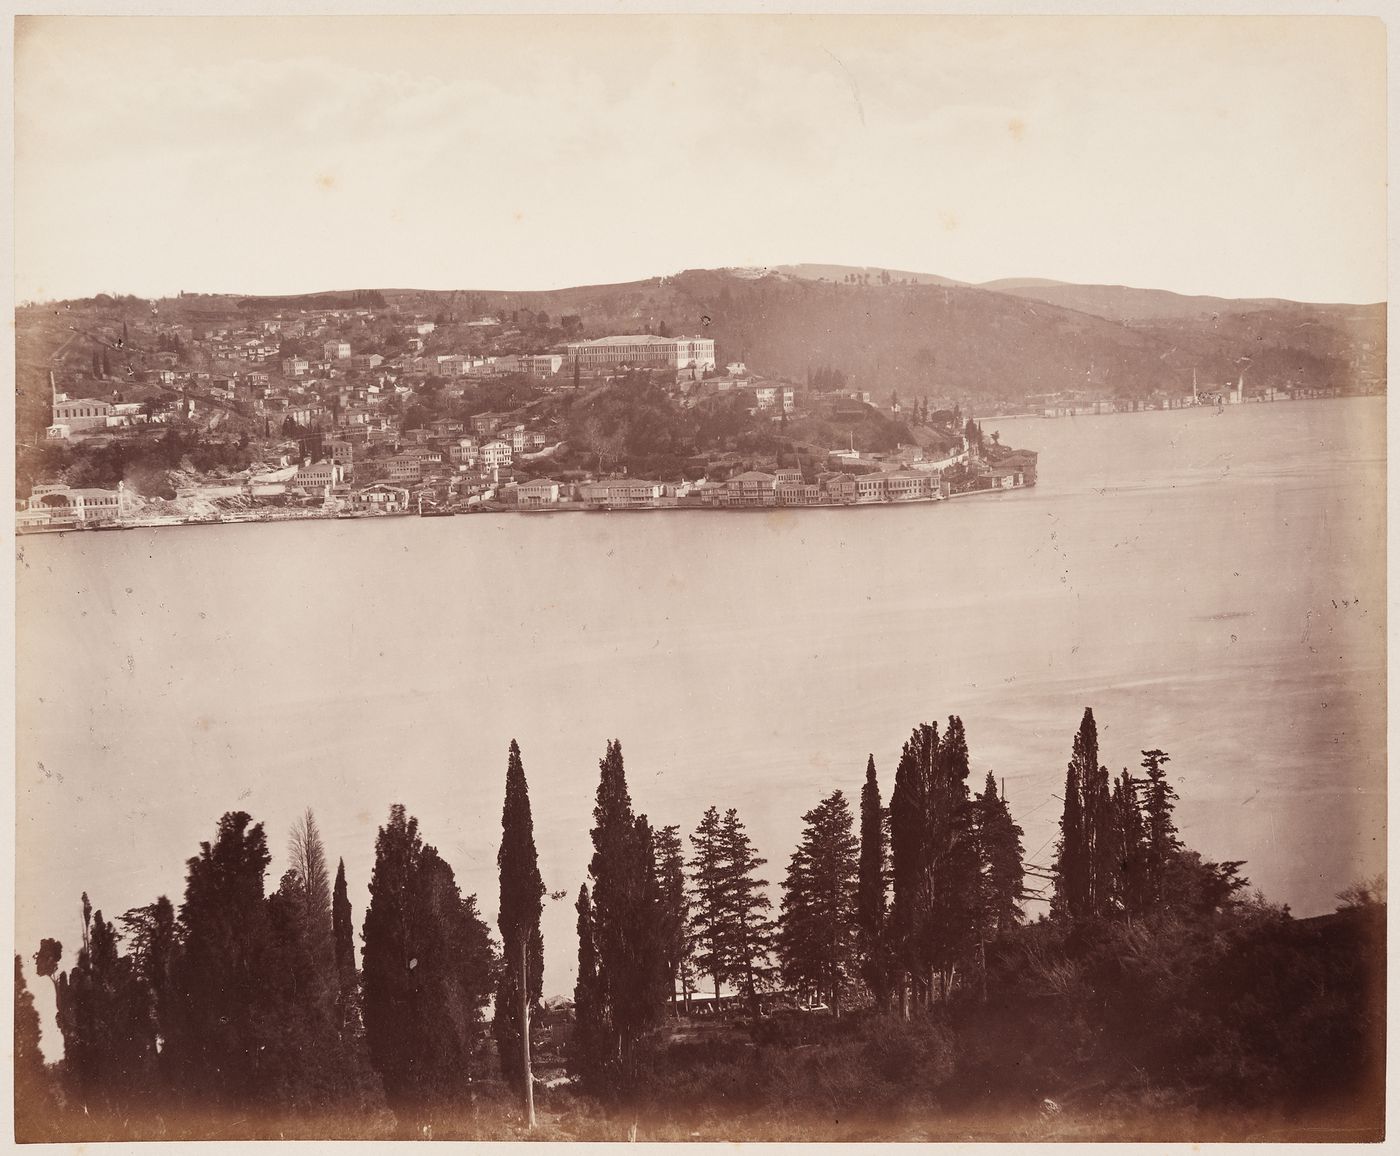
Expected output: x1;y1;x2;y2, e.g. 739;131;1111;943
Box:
496;449;1036;512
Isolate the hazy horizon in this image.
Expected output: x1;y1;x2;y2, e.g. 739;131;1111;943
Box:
15;15;1386;306
14;260;1390;310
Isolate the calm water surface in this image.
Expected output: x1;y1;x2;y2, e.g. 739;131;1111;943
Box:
16;397;1386;1038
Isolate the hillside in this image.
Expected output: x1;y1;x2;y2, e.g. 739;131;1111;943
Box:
370;269;1382;400
23;268;1386;408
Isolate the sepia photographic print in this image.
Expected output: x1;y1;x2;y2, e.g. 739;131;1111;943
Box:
9;7;1390;1146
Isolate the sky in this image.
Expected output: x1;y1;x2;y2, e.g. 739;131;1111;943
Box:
12;14;1389;304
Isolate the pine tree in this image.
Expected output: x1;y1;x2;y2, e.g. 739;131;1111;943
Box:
717;808;776;1015
494;739;545;1114
972;774;1025;942
1140;749;1179;905
687;806;729;1003
361;804;496;1121
778;791;860;1015
653;824;690;1015
857;755;892;1009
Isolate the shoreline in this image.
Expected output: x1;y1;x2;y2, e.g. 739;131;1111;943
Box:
15;483;1033;535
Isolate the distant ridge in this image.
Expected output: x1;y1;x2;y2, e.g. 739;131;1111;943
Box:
30;264;1383;402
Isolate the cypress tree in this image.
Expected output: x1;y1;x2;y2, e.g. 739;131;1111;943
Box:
857;755;892;1009
332;859;357;1025
1112;770;1149;917
1140;749;1179;905
586;740;667;1093
778;790;859;1015
494;739;545;1114
569;883;604;1087
889;721;937;1011
653;824;690;1016
929;716;979;1000
1052;710;1096;923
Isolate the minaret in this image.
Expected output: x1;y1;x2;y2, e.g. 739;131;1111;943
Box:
1192;369;1198;403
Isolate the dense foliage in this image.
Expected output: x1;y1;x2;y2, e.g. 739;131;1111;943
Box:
18;706;1383;1141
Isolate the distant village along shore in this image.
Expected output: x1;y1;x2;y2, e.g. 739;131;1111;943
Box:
16;293;1040;533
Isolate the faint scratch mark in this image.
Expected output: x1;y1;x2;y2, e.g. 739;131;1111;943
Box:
823;48;866;126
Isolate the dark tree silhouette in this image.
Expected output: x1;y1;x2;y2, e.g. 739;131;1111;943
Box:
584;741;668;1094
857;754;893;1009
361;804;496;1124
494;739;545;1117
778;790;860;1015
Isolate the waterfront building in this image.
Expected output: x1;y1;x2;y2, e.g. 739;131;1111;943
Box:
723;470;777;506
25;482;132;526
821;473;857;503
578;478;663;507
855;474;888;503
351;484;410;513
517;479;562;506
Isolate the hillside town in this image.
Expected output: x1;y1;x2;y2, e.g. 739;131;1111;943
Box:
16;294;1037;531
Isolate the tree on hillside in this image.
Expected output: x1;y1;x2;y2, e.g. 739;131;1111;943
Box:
857;755;893;1009
584;740;668;1094
361;804;496;1123
778;790;860;1015
654;824;691;1015
494;740;545;1120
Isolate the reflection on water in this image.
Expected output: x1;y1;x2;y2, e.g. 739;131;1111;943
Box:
16;398;1386;1026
